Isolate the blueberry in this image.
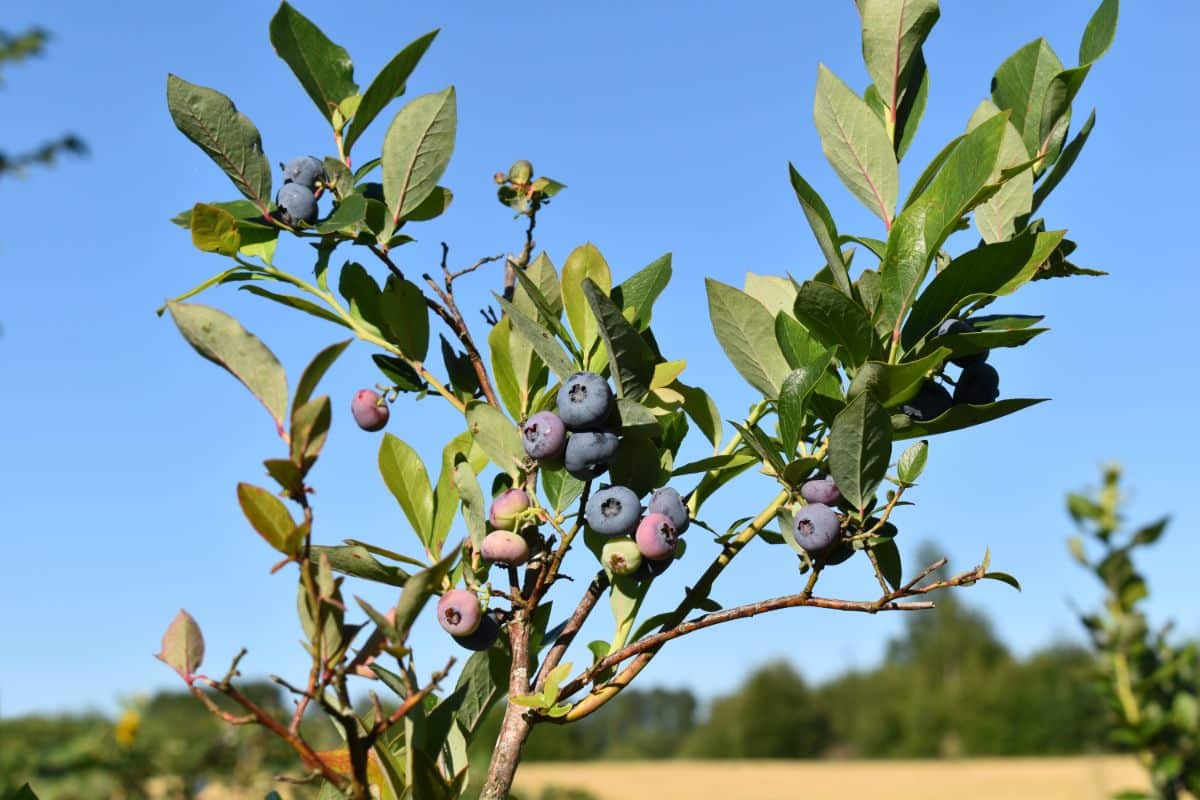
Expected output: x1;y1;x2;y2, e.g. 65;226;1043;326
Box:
481;530;531;566
800;478;841;506
635;513;678;561
601;538;643;577
452;610;501;651
647;487;690;535
489;488;532;531
282;156;325;189
792;503;840;554
521;411;567;461
556;372;614;431
276;182;317;225
351;389;389;432
936;318;988;367
436;588;482;636
901;380;953;421
564;431;619;480
954;362;1000;405
585;486;641;536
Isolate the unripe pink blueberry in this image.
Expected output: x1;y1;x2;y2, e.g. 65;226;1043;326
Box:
601;538;643;576
351;389;389;432
436;589;482;636
481;530;531;566
635;513;678;561
488;488;532;531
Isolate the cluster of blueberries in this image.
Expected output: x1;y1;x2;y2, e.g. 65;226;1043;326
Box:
791;476;853;564
275;155;323;226
901;318;1001;422
522;371;621;480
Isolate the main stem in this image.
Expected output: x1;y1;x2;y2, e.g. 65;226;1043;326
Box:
479;611;532;800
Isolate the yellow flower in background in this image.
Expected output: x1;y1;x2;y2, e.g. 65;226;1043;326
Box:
114;709;140;748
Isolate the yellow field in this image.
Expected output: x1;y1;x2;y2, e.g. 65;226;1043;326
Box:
512;756;1161;800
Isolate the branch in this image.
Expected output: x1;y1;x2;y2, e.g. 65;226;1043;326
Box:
363;657;456;747
533;571;609;692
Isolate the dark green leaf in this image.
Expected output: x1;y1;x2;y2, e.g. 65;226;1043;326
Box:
268;2;357;122
913;327;1047;363
673;380;723;448
374;353;424;392
813;64;899;225
829;392;892;512
511;260;573;347
166;302;288;428
240;285;350;329
338;262;384;335
792;280;877;368
892;398;1048;440
314;193;367;234
1032;109;1095;213
294;339;352;412
983;571;1022;591
155;610;204;680
787;165;852;296
991;38;1065;158
848;348;950;408
615;397;660;437
499;296;575;380
872;537;902;591
582;278;655;399
378;433;434;546
609;434;670;497
166;75;273;211
382;88;456;234
778;352;834;456
613;253;672;329
1132;517;1169;546
893;52;929;160
729;421;787;478
1079;0;1119;66
380;276;430;361
540;466;585;513
672;451;758;477
859;0;939;130
310;544;409;586
344;30;438;151
875;206;930;344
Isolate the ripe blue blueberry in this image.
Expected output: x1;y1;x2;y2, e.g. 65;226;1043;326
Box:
937;318;988;367
800;478;841;506
954;362;1000;405
601;538;643;577
521;411;567;461
792;503;840;554
489;488;532;531
452;610;501;651
635;513;678;561
283;156;324;189
481;530;531;566
556;372;614;431
564;431;620;480
436;588;482;636
901;380;953;421
585;485;641;536
647;487;690;535
351;389;389;432
276;182;317;225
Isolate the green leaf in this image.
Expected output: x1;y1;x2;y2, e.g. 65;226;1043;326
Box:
901;230;1064;348
892;53;929;160
289;396;331;469
744;273;800;320
269;2;357;122
166;302;288;429
454;649;503;737
674;380;723;448
378;433;435;548
615;397;660;438
859;0;939;130
499;296;575;381
338;262;384;335
848;348;950;408
294;339;351;413
872;538;903;591
561;243;612;365
778;352;835;456
991;38;1065;159
1032;109;1095;213
155;610;204;680
541;466;585;513
393;548;459;638
706;278;792;398
239;285;350;329
516;252;564;317
171;199;262;228
892;398;1048;439
452;459;487;551
403;185;454;222
813;64;899;225
829;392;892;513
166;75;273;212
613;253;672;329
582;278;654;399
792;280;877;368
787;165;852;297
897;440;928;483
875;206;930;341
189;202;241;255
609;434;670;498
465;401;525;477
913;327;1047;364
310;544;410;586
380;277;430;361
1132;517;1169;546
1080;0;1120;65
983;571;1022;591
237;482;300;555
968;102;1033;244
314;193;367;234
672;451;758;476
344;30;438;152
382;87;457;233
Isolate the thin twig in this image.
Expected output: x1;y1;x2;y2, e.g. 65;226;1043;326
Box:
533;571;609;692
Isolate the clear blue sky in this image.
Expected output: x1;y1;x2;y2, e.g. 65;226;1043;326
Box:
2;1;1197;717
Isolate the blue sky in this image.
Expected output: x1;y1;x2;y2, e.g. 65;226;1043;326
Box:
2;0;1197;717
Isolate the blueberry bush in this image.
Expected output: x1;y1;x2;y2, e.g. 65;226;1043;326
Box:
1069;467;1199;799
149;2;1118;798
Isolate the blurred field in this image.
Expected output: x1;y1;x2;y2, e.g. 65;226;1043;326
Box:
512;756;1155;800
